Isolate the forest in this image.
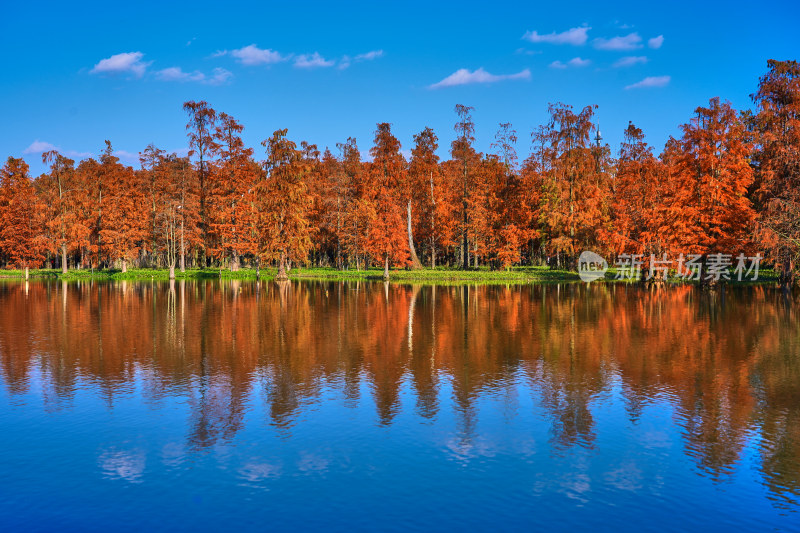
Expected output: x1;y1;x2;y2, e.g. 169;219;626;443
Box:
0;60;798;286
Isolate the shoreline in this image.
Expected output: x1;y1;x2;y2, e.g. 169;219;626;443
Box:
0;266;780;286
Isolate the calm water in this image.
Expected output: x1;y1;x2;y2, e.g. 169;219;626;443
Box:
1;280;799;532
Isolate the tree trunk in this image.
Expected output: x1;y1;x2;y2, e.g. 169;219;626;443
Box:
781;257;795;293
61;244;67;274
407;201;423;269
275;251;289;281
336;200;342;270
462;201;469;270
429;170;437;270
180;219;186;273
169;264;175;280
24;266;29;281
121;259;127;274
383;254;390;280
256;257;261;281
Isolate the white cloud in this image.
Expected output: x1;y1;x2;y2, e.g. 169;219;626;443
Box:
648;35;664;49
429;67;531;89
294;52;335;68
625;75;670;89
550;57;591;69
523;26;590;46
24;140;90;159
593;33;643;51
23;140;57;154
338;49;384;69
66;150;92;159
355;50;384;61
155;66;233;85
156;67;205;82
114;150;138;164
207;68;233;85
218;46;381;71
228;44;286;66
613;56;648;68
90;52;151;77
339;49;384;69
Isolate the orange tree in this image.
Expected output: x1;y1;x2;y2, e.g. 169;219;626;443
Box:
139;143;167;263
0;157;46;275
491;122;534;269
37;151;82;273
609;122;668;259
210;112;257;270
662;97;755;261
409;127;456;268
258;129;314;280
527;103;610;268
339;137;371;270
450;104;480;268
183;100;220;261
98;142;146;272
365;123;409;278
750;60;800;288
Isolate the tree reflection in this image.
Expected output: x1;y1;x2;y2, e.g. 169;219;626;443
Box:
0;280;798;508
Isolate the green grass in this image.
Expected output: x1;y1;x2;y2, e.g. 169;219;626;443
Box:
291;265;579;283
0;265;781;285
0;265;576;283
0;267;253;281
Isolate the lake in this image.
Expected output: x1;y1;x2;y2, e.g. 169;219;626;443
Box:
0;280;798;531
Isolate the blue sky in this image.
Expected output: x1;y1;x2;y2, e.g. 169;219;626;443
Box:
2;0;798;176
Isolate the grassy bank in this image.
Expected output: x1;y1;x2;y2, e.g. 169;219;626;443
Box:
0;265;579;283
0;265;780;285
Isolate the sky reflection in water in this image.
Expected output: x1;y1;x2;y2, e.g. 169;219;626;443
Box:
0;280;798;531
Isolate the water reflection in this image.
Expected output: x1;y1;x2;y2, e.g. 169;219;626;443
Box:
0;280;798;512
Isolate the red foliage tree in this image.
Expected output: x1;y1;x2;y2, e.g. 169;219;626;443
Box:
0;157;46;277
450;104;480;268
609;122;668;259
751;60;800;289
209;112;258;270
526;103;610;268
662;98;755;260
98;142;146;272
258;129;314;280
366;123;409;279
409;127;456;268
37;151;81;273
183;101;220;261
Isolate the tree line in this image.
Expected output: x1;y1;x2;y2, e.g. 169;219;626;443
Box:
0;60;798;285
